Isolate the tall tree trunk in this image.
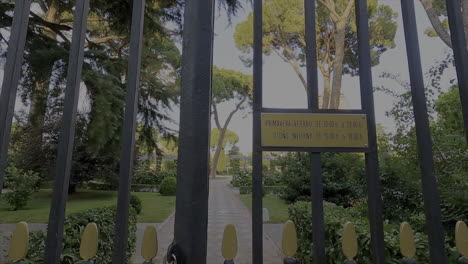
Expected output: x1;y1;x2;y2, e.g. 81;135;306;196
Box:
26;0;60;180
210;128;227;178
210;98;246;178
28;0;60;140
330;21;346;109
321;71;331;109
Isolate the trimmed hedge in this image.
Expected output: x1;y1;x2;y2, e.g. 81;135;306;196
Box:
239;186;285;196
25;206;137;264
289;201;460;263
83;182;159;193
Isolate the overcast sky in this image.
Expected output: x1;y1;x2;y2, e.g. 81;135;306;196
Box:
0;1;458;155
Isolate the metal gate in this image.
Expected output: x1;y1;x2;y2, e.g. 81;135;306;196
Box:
0;0;467;264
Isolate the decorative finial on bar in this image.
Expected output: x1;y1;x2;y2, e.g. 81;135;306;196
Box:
282;220;298;264
141;225;159;264
80;223;99;263
342;222;358;264
400;222;417;264
222;224;238;264
456;221;468;264
7;222;29;263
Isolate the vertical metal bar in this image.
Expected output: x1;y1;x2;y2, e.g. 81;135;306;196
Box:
111;1;146;263
355;0;386;263
444;0;468;140
252;0;264;263
172;0;215;263
304;0;326;263
44;1;89;262
0;0;32;194
400;1;448;263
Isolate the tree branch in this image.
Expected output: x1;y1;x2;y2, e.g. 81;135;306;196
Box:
341;0;355;21
220;97;248;135
88;36;126;45
419;0;453;49
318;0;340;22
212;103;223;130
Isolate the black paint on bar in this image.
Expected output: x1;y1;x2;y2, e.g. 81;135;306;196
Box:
173;0;215;263
112;1;146;263
44;1;90;263
252;0;264;263
304;0;326;261
444;0;468;141
400;1;448;263
355;0;386;263
0;0;32;194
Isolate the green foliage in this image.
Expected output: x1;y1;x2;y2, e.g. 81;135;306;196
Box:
25;206;137;264
229;146;242;176
287;201;467;263
378;73;468;232
231;169;252;187
133;163;175;185
130;194;142;215
159;177;177;196
162;160;178;173
263;169;283;186
3;167;40;211
279;153;362;206
212;67;252;105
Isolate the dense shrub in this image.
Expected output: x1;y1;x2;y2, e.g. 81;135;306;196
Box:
133;164;175;186
279;152;362;207
263;169;283;186
130;194;142;214
159;177;177;196
84;181;114;191
3;167;40;210
25;206;137;264
289;201;460;264
231;169;251;187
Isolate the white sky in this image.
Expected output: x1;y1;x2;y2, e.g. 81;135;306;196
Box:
0;1;458;155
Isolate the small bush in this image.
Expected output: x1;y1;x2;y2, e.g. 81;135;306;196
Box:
231;169;251;187
25;206;137;264
3;167;40;210
130;194;142;214
159;177;177;196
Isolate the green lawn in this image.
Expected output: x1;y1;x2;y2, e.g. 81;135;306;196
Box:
240;194;290;223
0;189;175;223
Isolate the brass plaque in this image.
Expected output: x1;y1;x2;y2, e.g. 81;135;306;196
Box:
261;113;369;148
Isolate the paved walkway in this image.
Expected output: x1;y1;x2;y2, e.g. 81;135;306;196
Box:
207;178;283;264
1;178;283;263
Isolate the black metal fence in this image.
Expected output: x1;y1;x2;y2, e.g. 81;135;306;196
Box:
0;0;467;264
